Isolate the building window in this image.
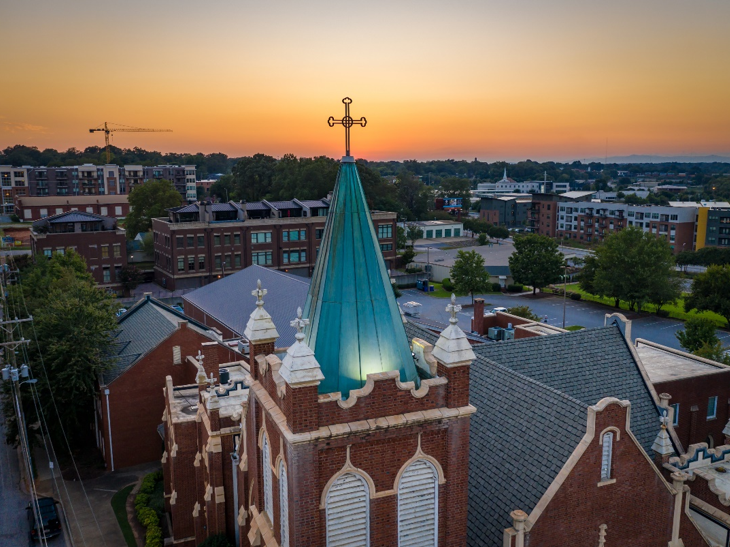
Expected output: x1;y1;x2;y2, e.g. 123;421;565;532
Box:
380;244;393;252
197;235;204;247
377;224;393;239
214;255;222;270
262;435;273;523
113;244;121;258
252;232;272;244
283;229;306;242
708;396;718;420
671;403;680;426
279;461;289;547
601;432;613;481
234;254;241;268
103;267;111;283
178;257;185;272
43;248;52;258
115;206;122;216
225;255;232;269
187;235;194;247
172;346;182;365
398;460;437;547
326;473;369;547
199;255;205;270
252;251;272;265
224;234;231;245
316;228;324;239
214;234;221;246
234;233;241;245
177;236;184;249
188;256;195;271
101;245;109;258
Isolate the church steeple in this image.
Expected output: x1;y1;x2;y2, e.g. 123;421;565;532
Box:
303;154;419;397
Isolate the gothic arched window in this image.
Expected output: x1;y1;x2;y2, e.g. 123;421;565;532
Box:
262;434;273;523
326;472;369;547
398;459;438;546
279;460;289;547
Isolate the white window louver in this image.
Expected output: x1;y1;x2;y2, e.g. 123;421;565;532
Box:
601;432;613;481
262;435;273;523
326;473;370;547
398;460;438;547
279;461;289;547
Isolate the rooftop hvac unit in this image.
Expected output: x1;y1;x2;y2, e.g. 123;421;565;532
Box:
237;339;250;355
487;327;503;341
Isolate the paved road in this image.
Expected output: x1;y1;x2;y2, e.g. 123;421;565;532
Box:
398;290;730;350
1;417;33;547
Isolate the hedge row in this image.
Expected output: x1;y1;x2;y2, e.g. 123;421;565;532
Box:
135;471;164;547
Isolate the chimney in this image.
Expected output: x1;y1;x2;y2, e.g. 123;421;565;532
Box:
473;298;485;334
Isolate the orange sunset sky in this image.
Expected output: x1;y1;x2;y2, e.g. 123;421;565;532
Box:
2;0;729;161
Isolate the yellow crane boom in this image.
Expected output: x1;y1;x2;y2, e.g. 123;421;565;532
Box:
89;121;172;164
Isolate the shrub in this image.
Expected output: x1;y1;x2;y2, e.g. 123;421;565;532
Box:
507;284;523;293
442;278;454;291
135;471;164;547
656;309;670;318
569;293;582;300
506;305;540;321
491;283;502;292
10;214;20;222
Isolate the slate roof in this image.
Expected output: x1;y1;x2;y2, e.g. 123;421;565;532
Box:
182;265;311;347
267;200;301;209
403;321;662;547
104;296;214;385
245;202;269;211
484;265;511;276
172;203;199;213
300;199;329;208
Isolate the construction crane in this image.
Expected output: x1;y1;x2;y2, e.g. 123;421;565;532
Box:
89;122;172;164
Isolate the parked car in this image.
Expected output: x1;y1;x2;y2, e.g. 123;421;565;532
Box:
171;304;184;313
490;307;508;314
116;308;127;317
27;497;62;541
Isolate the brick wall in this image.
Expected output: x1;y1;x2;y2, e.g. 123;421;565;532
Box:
100;324;212;470
655;374;730;449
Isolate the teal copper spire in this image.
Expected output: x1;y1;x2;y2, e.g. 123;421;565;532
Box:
303;156;420;397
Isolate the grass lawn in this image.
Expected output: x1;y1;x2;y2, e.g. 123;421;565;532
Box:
565;325;585;331
111;484;136;547
563;284;728;328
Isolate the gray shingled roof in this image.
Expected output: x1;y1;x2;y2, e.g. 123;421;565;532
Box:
299;199;329;208
47;211;105;223
267;200;300;209
104;296;213;385
245;202;269;211
182;265;310;347
172;203;199;213
403;322;662;547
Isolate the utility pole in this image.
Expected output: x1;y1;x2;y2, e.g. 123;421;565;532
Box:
562;261;568;329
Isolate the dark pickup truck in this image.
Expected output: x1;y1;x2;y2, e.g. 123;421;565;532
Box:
27;497;62;541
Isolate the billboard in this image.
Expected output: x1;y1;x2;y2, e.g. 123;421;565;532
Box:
443;197;462;209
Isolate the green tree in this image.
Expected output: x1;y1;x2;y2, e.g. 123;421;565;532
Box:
577;255;599;295
119;265;144;296
487;225;509;239
685;265;730;326
401;247;416;265
3;252;117;448
676;316;720;353
406;224;424;246
592;227;677;311
141;231;155;256
209;174;235;201
647;272;682;312
439;177;472;209
125;179;182;238
506;305;540;321
232;153;277;201
396;172;432;220
508;234;564;295
477;233;487;246
694;341;730;365
451;250;489;304
396;226;407;250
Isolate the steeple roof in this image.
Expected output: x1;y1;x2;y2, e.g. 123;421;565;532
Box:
303;157;419;396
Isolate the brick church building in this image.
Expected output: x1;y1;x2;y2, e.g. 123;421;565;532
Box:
161;145;713;545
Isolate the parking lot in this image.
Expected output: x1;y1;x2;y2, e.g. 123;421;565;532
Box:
398;289;730;350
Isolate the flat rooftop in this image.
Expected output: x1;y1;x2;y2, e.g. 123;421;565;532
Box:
636;341;729;384
409;220;463;227
170;361;249;423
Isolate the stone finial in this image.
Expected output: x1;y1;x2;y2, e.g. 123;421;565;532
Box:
279;308;324;388
431;294;475;367
652;414;674;457
207;389;221;411
243;279;280;343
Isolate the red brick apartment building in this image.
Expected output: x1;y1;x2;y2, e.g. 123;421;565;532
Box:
152;199;398;290
15;194;130;222
30;211;127;291
527;192;698;252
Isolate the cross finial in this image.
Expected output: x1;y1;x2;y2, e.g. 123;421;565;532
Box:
446;294;462;324
290;306;309;342
328;97;367;157
196;350;205;364
252;279;267;307
660;414;670;429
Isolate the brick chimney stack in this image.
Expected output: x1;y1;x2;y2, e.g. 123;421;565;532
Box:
243;279;280;381
472;298;485;335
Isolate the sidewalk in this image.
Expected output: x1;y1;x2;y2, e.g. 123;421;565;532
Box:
33;444;157;547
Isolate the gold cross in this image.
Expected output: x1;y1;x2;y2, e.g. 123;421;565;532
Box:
328;97;367;156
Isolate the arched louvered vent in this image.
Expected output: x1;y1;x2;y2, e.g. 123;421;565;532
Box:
398;460;438;547
262;434;273;524
326;472;370;547
280;461;289;547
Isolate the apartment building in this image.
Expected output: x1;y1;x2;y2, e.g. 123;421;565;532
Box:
479;195;532;227
152;198;398;290
0;166;29;214
676;201;730;250
30;211;127;291
2;164;195;201
15;195;130;222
